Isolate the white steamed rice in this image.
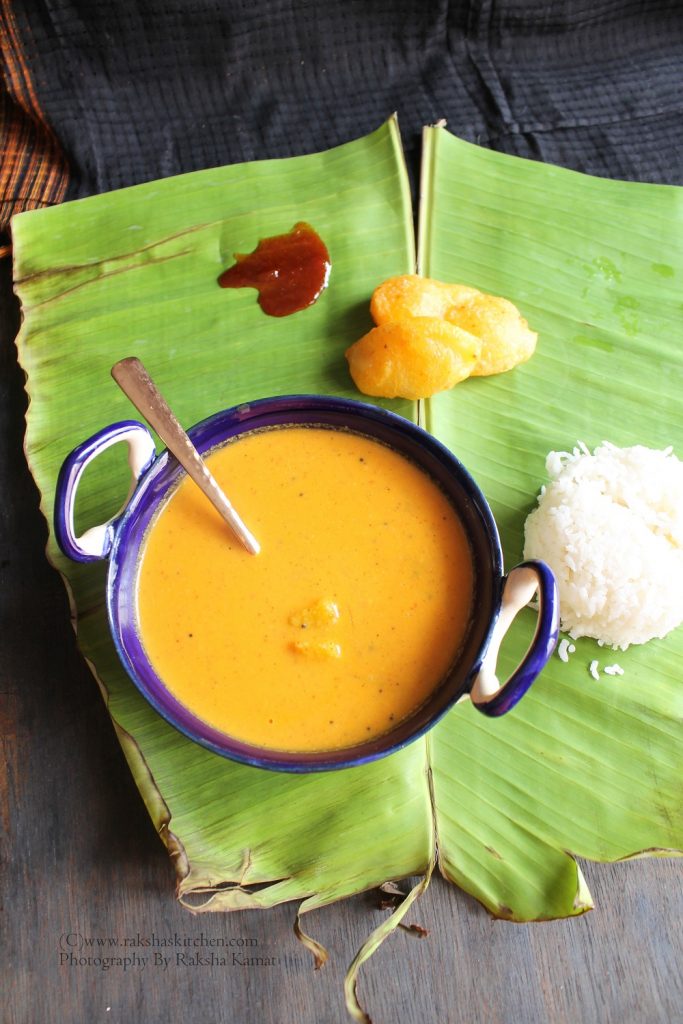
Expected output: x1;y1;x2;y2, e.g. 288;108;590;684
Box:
523;442;683;649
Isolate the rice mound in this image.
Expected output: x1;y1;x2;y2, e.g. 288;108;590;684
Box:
523;442;683;649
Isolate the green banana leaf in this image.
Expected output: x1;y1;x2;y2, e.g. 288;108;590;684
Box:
12;118;683;1024
420;125;683;923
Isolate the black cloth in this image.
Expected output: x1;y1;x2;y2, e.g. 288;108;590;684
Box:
14;0;683;201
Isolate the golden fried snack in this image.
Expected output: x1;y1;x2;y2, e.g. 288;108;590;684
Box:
345;317;482;400
370;274;480;325
445;294;537;376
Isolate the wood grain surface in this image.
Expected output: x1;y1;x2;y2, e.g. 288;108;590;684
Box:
2;254;682;1024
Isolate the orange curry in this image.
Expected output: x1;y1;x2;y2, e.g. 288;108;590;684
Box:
136;426;474;751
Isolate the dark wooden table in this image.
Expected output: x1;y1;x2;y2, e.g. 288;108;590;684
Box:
2;252;682;1024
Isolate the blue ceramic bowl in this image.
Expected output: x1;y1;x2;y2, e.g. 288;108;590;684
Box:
54;395;558;772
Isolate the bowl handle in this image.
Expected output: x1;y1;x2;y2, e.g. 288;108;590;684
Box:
54;421;157;562
470;560;559;716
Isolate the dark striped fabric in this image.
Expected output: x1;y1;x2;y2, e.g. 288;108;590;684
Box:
1;0;682;239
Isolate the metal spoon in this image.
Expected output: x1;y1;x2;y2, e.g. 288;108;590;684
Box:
111;357;260;555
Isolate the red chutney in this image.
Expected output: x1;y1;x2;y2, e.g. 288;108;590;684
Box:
217;222;331;317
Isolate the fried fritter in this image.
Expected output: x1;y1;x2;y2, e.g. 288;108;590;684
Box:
345;317;481;400
446;294;537;376
370;274;479;325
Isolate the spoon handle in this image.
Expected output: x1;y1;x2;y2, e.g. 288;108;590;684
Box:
111;357;260;555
